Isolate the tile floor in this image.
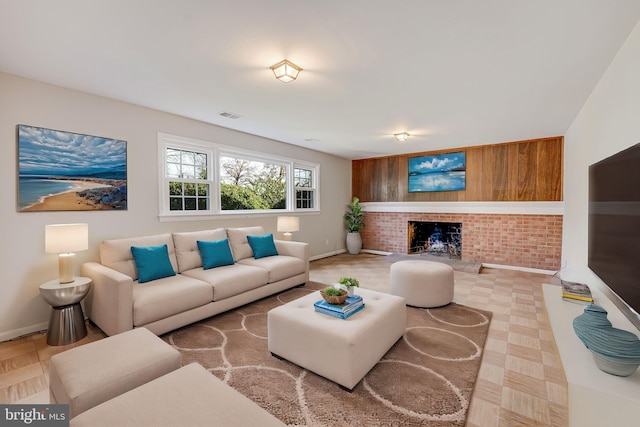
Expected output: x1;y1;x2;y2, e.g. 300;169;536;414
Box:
0;253;568;426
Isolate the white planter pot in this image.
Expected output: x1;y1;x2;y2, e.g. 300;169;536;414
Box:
346;232;362;255
333;283;355;295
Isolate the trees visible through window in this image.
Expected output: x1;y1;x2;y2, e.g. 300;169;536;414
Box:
159;133;319;218
166;148;211;211
219;156;286;211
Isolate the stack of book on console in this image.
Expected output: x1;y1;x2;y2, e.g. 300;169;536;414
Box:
561;279;594;304
314;294;365;319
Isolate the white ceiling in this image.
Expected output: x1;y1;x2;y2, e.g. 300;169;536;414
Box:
2;1;640;160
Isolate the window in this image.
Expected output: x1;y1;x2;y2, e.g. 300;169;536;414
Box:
219;154;287;211
294;166;315;209
166;148;212;211
158;133;319;219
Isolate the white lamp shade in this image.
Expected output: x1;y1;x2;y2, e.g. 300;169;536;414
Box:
277;216;300;233
45;223;89;254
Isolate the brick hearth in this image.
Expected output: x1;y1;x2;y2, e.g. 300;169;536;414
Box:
361;212;562;271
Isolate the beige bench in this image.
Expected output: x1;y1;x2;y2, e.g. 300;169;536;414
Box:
268;288;406;390
49;328;181;418
70;363;286;427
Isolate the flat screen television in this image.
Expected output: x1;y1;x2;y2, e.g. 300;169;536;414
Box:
588;142;640;331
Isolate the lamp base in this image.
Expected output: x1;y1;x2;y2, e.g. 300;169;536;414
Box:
59;253;76;284
282;232;293;241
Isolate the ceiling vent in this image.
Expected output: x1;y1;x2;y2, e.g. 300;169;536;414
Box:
218;111;242;120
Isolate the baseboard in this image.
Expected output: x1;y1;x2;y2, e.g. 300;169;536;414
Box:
0;321;48;343
310;249;392;261
482;263;557;275
310;249;346;261
361;249;392;256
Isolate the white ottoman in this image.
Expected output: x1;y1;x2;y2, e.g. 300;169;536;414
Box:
70;363;286;427
49;328;181;418
268;288;406;390
390;260;454;307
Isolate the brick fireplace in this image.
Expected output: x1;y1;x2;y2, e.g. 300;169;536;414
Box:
361;211;562;271
408;221;462;258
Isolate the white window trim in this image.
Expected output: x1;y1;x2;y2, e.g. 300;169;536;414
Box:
158;133;320;221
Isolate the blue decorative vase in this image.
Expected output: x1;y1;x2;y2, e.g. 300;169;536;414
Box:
573;304;640;376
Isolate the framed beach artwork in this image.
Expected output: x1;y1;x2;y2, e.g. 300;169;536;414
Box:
17;124;127;212
408;151;466;193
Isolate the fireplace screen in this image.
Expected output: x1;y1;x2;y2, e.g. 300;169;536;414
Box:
408;221;462;258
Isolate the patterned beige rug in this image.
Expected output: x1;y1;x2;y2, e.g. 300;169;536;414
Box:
161;282;492;426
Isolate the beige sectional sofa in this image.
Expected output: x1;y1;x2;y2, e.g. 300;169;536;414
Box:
82;226;309;336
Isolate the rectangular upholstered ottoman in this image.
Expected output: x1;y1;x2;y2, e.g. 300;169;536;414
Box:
70;363;286;427
49;327;181;418
267;288;406;390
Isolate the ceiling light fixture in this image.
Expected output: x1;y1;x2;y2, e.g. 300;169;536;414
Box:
394;132;410;142
270;59;302;83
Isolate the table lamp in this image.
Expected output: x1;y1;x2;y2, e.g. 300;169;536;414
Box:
45;223;89;283
277;216;299;241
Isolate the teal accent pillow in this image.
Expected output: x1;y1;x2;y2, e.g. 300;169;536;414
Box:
197;238;235;269
247;233;279;259
131;244;176;283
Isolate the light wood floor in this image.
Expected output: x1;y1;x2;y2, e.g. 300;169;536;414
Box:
0;253;568;426
309;254;568;427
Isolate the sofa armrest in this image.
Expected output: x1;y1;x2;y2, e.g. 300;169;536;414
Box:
81;262;134;336
274;240;308;260
274;240;310;282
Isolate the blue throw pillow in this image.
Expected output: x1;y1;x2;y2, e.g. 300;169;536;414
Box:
131;244;176;283
247;234;279;259
197;238;235;269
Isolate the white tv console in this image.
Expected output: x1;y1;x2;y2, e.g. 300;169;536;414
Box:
543;284;640;427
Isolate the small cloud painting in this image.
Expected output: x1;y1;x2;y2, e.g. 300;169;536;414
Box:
408;152;466;192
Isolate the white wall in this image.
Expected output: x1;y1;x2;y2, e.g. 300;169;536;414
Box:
563;20;640;292
0;72;351;341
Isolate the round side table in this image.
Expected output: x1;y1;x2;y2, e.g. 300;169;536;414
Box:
39;277;92;346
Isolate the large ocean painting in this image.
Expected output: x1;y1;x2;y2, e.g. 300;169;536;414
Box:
18;125;127;211
408;152;466;193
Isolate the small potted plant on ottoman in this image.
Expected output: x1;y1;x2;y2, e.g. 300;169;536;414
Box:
337;277;359;296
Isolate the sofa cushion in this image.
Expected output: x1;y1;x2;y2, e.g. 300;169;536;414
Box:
197;239;235;269
173;228;227;273
100;233;178;281
131;244;176;283
132;275;213;326
247;234;279;259
238;255;306;283
226;226;265;261
182;264;268;301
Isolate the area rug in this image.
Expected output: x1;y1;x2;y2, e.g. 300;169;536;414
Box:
161;282;492;426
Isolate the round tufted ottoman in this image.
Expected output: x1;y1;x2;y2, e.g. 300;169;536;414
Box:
390;260;454;307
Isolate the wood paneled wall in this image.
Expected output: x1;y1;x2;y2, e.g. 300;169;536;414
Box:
352;137;563;202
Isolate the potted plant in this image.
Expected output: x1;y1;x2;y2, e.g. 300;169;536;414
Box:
320;286;348;304
337;277;359;295
344;196;364;254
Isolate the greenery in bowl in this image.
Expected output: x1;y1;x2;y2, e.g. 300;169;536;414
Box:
338;277;359;288
322;287;344;296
